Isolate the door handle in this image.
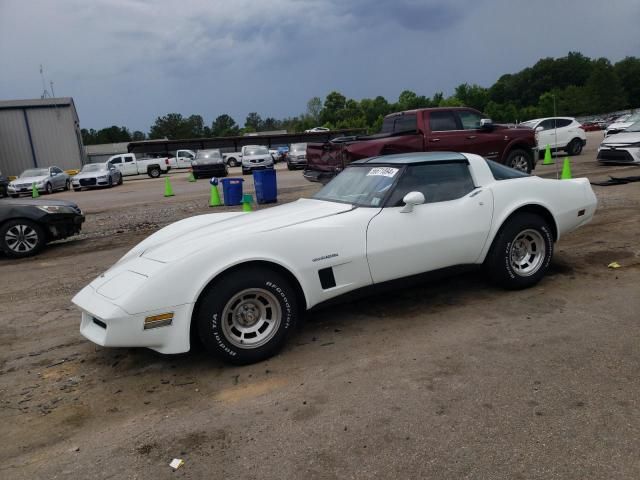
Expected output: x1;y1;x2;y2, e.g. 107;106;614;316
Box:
466;135;477;139
429;138;440;142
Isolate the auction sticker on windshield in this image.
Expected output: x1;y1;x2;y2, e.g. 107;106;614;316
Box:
367;167;398;178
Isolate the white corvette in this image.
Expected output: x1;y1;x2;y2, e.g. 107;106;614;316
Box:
73;152;597;364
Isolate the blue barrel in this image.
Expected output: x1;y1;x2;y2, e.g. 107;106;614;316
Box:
221;178;244;206
252;169;277;204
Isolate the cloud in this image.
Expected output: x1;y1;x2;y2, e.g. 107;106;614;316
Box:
1;0;638;131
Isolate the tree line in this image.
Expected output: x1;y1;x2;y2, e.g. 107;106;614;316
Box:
81;52;640;145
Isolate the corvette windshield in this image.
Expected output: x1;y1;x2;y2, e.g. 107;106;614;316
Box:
313;165;399;207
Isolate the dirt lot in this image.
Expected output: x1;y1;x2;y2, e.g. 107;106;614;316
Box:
2;134;640;479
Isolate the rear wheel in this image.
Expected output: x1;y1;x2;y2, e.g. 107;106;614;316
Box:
148;167;161;178
0;219;46;258
195;267;299;365
505;149;533;173
228;158;239;167
567;138;583;156
484;213;553;290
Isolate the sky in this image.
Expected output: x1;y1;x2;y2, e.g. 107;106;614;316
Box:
1;0;639;132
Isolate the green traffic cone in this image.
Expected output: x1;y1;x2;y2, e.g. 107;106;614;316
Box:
209;185;222;207
187;170;196;182
561;157;572;179
242;193;253;212
31;183;40;198
543;144;553;165
164;177;174;197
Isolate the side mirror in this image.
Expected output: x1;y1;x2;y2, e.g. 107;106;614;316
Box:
480;118;493;129
400;191;425;213
535;126;544;132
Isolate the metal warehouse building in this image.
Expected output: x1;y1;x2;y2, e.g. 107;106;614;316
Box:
0;97;85;176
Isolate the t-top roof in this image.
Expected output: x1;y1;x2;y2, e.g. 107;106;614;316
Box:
351;152;468;165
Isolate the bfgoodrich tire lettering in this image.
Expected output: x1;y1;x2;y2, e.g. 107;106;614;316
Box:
484;213;553;290
195;267;298;365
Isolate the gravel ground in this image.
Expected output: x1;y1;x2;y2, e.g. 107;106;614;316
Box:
2;134;640;479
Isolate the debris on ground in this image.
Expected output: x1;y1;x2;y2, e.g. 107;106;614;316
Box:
608;261;622;269
169;458;184;470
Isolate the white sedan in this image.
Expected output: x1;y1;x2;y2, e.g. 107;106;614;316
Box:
598;120;640;164
73;152;597;364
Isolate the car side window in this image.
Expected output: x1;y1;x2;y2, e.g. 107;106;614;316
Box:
539;119;556;130
124;157;133;163
387;163;476;206
51;167;62;174
556;119;572;128
457;111;483;130
110;157;122;164
429;111;459;131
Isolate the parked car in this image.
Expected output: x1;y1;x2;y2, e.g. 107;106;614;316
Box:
0;170;8;198
605;112;640;137
222;151;243;167
241;145;275;175
72;151;597;365
0;198;84;258
305;107;537;183
305;127;330;133
519;117;587;156
287;143;307;170
167;149;196;169
597;120;640;164
191;149;228;179
107;153;171;178
8;167;71;197
72;163;122;191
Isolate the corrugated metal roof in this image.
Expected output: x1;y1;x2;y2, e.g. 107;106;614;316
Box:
0;97;74;109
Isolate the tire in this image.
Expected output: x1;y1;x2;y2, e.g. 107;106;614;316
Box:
228;158;239;167
108;177;113;188
242;169;250;176
484;213;554;290
195;266;299;365
505;149;533;173
73;187;81;192
287;162;294;171
10;194;19;198
0;219;46;258
64;179;70;191
566;139;583;156
148;167;161;178
45;183;53;195
117;174;123;185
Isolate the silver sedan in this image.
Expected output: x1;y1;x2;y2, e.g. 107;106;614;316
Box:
72;163;123;191
8;166;71;197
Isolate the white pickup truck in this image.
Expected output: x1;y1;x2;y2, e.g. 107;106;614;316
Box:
168;149;197;169
222;151;242;167
107;153;171;178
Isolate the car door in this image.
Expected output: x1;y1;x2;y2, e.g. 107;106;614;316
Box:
177;150;195;168
455;110;505;160
366;162;493;284
108;156;125;175
536;119;559;149
423;110;468;153
51;167;64;189
122;155;138;175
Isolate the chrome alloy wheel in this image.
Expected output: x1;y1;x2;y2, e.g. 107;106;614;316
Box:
510;154;529;172
221;288;282;349
509;229;546;276
5;224;39;254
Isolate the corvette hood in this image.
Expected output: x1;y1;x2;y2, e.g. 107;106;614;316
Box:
11;175;48;185
140;198;354;263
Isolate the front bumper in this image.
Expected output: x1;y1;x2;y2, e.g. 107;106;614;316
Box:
72;177;111;188
192;164;228;177
74;285;193;354
243;164;274;171
43;213;85;240
597;146;640;164
8;184;47;195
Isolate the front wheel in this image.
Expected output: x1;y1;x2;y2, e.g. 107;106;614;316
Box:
195;267;299;365
484;213;553;290
0;219;46;258
242;169;250;176
117;174;123;185
566;139;583;156
505;149;533;173
64;179;70;191
45;183;53;194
